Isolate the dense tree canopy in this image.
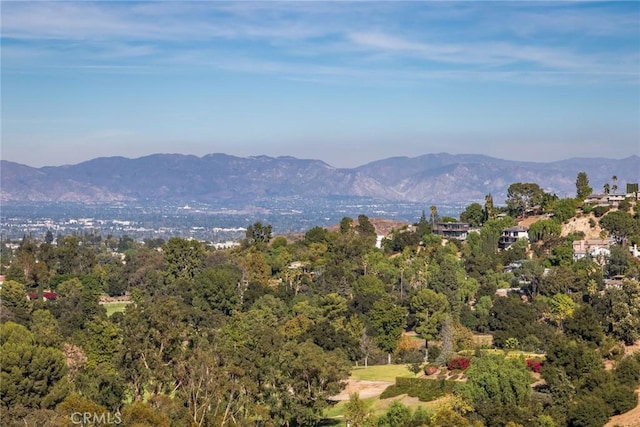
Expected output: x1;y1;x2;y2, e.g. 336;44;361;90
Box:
1;187;639;426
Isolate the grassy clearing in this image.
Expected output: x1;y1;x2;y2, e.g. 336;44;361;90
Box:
325;394;443;426
104;302;130;317
458;348;545;359
323;364;450;426
350;364;415;382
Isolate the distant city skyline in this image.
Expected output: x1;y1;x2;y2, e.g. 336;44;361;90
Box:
2;1;639;168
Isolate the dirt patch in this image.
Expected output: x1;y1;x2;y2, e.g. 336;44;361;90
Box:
518;213;603;241
605;385;640;427
331;379;393;401
604;341;640;426
560;215;603;240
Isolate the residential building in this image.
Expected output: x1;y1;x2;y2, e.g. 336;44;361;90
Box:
432;222;470;240
498;226;529;250
572;238;614;262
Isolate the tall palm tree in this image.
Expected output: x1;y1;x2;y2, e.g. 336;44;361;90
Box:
603;183;610;194
612;175;618;194
429;205;438;227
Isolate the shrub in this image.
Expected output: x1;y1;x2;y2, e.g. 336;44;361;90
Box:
427;345;441;363
593;206;611;218
447;357;471;371
526;358;543;373
424;365;438;376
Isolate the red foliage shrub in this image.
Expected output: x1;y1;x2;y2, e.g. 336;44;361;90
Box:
447;357;471;371
526;358;543;373
424;365;438;376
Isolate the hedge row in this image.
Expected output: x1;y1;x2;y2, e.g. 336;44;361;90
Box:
380;378;457;402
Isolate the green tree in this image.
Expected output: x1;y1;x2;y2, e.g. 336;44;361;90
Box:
190;265;242;317
368;298;406;364
548;293;576;330
528;219;562;242
552;198;577;223
600;210;639;243
56;235;96;275
461;353;533;425
121;401;171;427
357;214;377;237
411;288;449;361
345;393;371;427
606;244;632;277
340;217;354;234
0;279;32;325
119;296;191;399
506;182;544;218
49;277;105;337
162;237;205;282
615;355;640;388
430;205;439;227
567;394;609;427
280;340;351;425
564;304;604;347
377;400;412;427
575;172;593;200
484;194;495;221
30;309;63;348
244;221;273;246
460;203;484;227
0;322;69;409
595;279;640;345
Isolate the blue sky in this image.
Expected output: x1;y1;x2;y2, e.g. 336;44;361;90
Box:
2;1;639;168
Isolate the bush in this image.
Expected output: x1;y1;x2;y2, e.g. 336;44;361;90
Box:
447;357;471;371
424;365;438;376
526;358;543;373
593;206;611;218
427;345;441;363
618;199;631;212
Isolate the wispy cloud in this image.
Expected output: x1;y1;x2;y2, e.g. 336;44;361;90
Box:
2;1;638;85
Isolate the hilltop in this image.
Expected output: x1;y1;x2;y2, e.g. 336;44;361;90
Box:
2;153;638;205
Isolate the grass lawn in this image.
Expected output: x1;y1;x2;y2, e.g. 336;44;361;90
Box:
104;302;130;317
458;348;545;359
350;364;416;382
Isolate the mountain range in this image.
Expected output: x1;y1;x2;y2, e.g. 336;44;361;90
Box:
1;153;638;205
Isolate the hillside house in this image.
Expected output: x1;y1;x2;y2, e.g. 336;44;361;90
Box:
498;226;529;250
572;238;614;262
432;222;470;240
584;193;627;206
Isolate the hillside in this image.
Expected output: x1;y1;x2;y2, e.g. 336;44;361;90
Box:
519;213;604;241
2;153;638;205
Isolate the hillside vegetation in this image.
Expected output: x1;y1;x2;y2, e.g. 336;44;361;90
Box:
1;173;640;427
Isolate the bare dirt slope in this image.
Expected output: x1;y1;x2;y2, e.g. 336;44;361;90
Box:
604;388;640;427
331;379;393;401
605;342;640;427
518;213;603;240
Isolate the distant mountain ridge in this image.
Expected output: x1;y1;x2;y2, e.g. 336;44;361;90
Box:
1;153;638;205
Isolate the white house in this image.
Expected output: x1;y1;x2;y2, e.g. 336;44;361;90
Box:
572;238;614;262
498;226;529;250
